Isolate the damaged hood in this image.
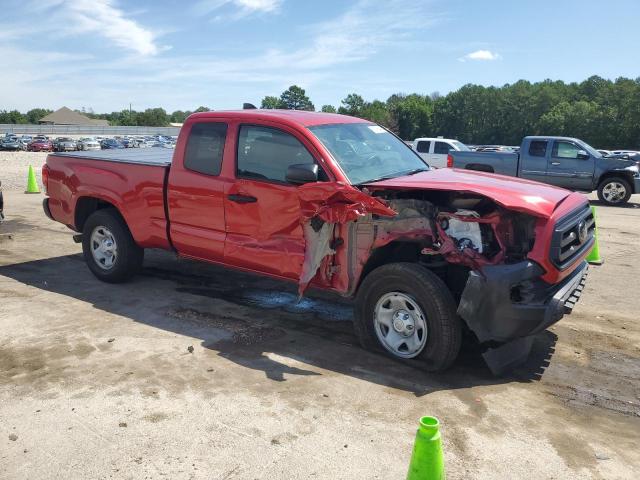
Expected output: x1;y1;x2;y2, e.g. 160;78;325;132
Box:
363;168;572;218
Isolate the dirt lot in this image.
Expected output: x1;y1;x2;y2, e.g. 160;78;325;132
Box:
1;176;639;478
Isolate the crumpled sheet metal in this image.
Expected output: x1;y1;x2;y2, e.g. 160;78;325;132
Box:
422;211;507;269
297;183;396;295
298;183;396;223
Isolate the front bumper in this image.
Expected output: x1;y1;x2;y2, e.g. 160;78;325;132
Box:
458;260;588;374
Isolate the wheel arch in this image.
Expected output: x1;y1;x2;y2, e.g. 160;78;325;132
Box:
74;196;125;232
355;241;422;293
598;171;635;192
465;163;494;173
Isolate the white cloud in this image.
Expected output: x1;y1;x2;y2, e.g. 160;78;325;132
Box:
194;0;282;19
0;0;437;112
5;0;162;56
459;49;501;62
64;0;161;55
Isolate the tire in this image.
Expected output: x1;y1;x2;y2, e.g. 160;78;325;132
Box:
82;209;143;283
354;262;462;372
597;177;632;205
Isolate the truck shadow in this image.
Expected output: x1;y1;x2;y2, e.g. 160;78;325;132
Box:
0;250;557;397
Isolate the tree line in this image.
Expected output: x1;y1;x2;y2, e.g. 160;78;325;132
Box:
0;106;211;128
2;76;639;148
260;77;640;149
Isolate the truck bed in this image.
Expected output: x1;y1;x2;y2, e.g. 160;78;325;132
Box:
45;149;172;250
55;148;173;167
450;150;519;176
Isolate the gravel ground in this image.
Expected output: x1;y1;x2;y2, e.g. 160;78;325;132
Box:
0;151;47;190
0;191;639;479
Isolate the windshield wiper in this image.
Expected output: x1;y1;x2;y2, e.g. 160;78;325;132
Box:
404;167;430;176
357;167;429;185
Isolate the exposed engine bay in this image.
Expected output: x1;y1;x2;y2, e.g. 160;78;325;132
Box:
349;190;539;297
297;183;539;300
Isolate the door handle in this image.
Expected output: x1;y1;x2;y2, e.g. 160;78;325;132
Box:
551;162;561;166
228;194;257;204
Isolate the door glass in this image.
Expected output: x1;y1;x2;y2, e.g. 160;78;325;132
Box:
416;140;431;153
237;125;316;183
434;142;450;155
552;141;581;159
184;123;228;175
528;140;547;157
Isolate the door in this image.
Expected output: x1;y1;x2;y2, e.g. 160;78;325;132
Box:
167;121;229;261
414;140;431;163
547;140;595;190
431;141;451;168
519;139;550;184
224;124;324;280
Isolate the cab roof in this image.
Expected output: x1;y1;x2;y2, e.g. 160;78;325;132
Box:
188;109;370;128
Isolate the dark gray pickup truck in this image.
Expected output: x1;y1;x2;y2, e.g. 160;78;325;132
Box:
449;136;640;205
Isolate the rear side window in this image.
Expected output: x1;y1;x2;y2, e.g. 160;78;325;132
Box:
529;140;547;157
552;141;581;159
416;140;431;153
184;122;228;176
237;125;316;183
434;141;451;155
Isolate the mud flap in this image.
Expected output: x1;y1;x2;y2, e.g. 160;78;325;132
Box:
482;336;533;376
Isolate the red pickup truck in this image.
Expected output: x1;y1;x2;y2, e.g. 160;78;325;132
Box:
42;110;594;374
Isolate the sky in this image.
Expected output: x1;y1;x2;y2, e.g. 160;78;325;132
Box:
1;0;639;113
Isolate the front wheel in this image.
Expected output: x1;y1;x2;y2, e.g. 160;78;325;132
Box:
354;263;462;372
597;177;631;205
82;209;143;283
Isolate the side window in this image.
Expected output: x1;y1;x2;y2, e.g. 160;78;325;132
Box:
552;141;581;159
416;140;431;153
184;123;228;176
529;140;547;157
237;125;317;183
434;141;451;155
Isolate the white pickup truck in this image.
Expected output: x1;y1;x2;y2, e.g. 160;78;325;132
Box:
412;137;470;168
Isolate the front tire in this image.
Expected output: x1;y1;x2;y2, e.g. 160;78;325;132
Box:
597;177;631;205
82;209;143;283
354;263;462;372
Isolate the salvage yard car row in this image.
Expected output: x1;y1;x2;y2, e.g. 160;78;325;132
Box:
1;133;177;152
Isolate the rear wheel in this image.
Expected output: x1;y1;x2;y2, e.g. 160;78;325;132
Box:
597;177;631;205
82;209;143;283
354;263;462;372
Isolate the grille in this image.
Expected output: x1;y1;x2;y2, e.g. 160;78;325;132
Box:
550;204;595;270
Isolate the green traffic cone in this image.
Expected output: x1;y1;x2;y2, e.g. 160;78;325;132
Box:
25;165;40;194
406;416;445;480
586;206;603;265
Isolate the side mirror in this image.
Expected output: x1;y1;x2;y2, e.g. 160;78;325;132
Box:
286;163;318;184
577;150;590;160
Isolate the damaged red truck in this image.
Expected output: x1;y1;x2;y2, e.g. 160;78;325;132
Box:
42;110;594;374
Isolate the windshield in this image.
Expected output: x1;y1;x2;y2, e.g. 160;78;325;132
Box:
308;123;429;184
450;140;470;151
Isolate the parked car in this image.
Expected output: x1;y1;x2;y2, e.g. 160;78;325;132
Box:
42;110;593;375
412;137;470;168
20;135;33;148
53;137;77;152
610;150;640;156
77;137;101;151
0;137;23;151
449;136;640;205
27;139;54;152
100;138;125;149
597;149;612;156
